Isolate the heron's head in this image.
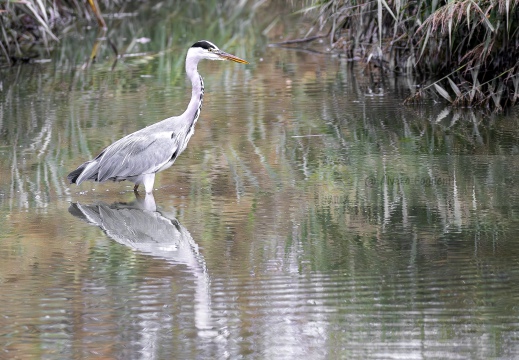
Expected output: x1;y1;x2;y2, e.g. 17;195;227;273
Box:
188;40;248;64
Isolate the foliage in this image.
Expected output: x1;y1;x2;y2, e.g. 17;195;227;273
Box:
301;0;519;110
0;0;119;65
0;0;258;66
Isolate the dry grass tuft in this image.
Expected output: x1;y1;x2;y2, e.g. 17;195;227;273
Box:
300;0;519;110
0;0;117;65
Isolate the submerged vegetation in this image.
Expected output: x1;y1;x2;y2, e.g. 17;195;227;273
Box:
296;0;519;110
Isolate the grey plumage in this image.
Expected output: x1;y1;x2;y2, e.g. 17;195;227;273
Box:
68;40;248;193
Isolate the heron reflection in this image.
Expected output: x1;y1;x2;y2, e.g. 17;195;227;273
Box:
69;194;213;354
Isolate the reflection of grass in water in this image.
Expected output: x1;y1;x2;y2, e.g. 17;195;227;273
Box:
211;62;518;269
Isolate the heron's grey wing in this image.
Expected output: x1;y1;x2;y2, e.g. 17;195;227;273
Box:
97;131;180;181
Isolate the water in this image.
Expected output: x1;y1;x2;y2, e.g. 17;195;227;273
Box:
2;2;519;359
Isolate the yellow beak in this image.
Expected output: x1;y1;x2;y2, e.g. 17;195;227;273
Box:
217;50;249;64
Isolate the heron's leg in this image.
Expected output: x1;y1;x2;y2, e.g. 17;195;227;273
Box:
142;173;156;194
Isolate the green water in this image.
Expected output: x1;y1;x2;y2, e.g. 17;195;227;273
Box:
1;1;519;359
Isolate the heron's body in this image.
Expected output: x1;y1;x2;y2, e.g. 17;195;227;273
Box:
68;40;247;193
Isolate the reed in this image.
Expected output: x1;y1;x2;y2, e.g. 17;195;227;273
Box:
0;0;256;66
0;0;119;65
300;0;519;110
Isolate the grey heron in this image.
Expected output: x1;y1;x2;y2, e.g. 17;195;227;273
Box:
67;40;248;193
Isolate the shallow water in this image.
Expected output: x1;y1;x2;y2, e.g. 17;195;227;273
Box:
2;2;519;359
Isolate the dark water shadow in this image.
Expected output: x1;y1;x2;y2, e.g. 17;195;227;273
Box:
68;194;213;335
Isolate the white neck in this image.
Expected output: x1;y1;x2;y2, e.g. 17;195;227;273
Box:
181;54;204;126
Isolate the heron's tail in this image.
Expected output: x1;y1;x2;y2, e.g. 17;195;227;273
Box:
68;164;85;184
67;160;99;184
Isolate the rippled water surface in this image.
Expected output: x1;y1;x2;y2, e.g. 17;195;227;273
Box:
2;2;519;359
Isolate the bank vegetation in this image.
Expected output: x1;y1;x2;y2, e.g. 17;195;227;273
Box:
0;0;112;65
292;0;519;110
1;0;518;110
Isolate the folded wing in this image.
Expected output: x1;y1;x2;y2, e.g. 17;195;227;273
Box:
74;130;180;184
